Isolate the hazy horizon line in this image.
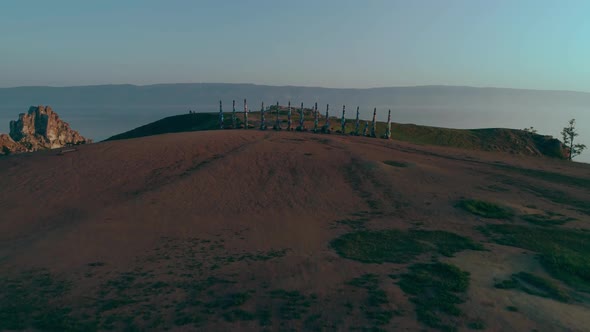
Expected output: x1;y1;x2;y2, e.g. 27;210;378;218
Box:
2;82;590;94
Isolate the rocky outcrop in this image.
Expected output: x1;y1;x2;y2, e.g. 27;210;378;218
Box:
0;134;26;155
1;105;90;155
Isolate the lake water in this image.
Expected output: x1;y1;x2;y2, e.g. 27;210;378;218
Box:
1;103;588;163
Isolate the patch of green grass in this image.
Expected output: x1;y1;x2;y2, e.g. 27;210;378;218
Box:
173;312;205;326
483;224;590;292
222;309;256;322
351;211;370;217
481;184;510;193
98;297;138;312
506;306;519;312
412;230;485;257
334;218;368;230
348;273;380;288
303;313;323;330
520;213;575;226
347;274;396;326
367;199;382;210
398;262;470;332
456;199;514;219
0;270;95;331
256;308;272;326
383;160;410;168
468;319;486;330
495;272;569;302
515;272;570;302
331;229;483;264
236;249;289;262
205;292;251;310
88;262;106;267
494;279;519;290
269;290;315;320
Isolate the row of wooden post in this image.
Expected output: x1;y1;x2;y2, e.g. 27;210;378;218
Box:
218;99;391;139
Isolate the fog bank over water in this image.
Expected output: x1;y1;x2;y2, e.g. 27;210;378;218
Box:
1;84;588;162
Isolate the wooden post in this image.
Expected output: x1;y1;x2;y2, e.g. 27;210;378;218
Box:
385;109;391;139
370;107;377;137
340;105;346;134
354;106;360;135
299;102;305;130
274;102;281;130
244;99;248;129
322;104;330;133
232;100;237;128
260;101;267;130
313;102;319;132
219;100;224;129
287;101;292;130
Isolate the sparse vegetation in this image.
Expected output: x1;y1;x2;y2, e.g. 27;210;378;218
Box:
269;289;316;320
334;217;368;230
456;199;514;219
497;176;590;215
494;164;590;189
481;184;510;192
0;270;95;331
205;292;252;309
494;279;519;290
468;318;487;330
383;160;410;168
561;119;586;160
0;236;300;331
222;309;256;322
494;272;570;302
483;224;590;292
87;261;105;267
520;213;575;226
347;274;397;327
399;262;471;332
331;229;483;264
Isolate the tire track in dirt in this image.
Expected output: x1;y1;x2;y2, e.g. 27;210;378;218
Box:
126;134;269;198
312;136;408;220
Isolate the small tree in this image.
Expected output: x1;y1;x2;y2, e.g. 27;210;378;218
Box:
523;126;537;134
561;119;586;160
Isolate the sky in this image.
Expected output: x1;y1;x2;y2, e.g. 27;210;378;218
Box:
1;0;589;91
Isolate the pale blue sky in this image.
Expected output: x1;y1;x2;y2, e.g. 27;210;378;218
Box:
1;0;589;90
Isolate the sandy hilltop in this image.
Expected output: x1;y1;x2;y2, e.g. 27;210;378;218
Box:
1;115;589;331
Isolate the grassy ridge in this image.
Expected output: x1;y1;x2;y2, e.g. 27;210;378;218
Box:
105;111;567;159
106;113;220;141
331;229;483;264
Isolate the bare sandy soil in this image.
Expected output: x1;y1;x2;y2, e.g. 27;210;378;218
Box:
0;130;589;331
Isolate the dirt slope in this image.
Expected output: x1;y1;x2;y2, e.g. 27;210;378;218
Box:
0;130;588;331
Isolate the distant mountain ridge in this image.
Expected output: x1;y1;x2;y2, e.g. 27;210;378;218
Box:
2;83;590;107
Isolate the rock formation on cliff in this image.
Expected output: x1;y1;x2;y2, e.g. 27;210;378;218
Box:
0;105;90;155
0;134;26;155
